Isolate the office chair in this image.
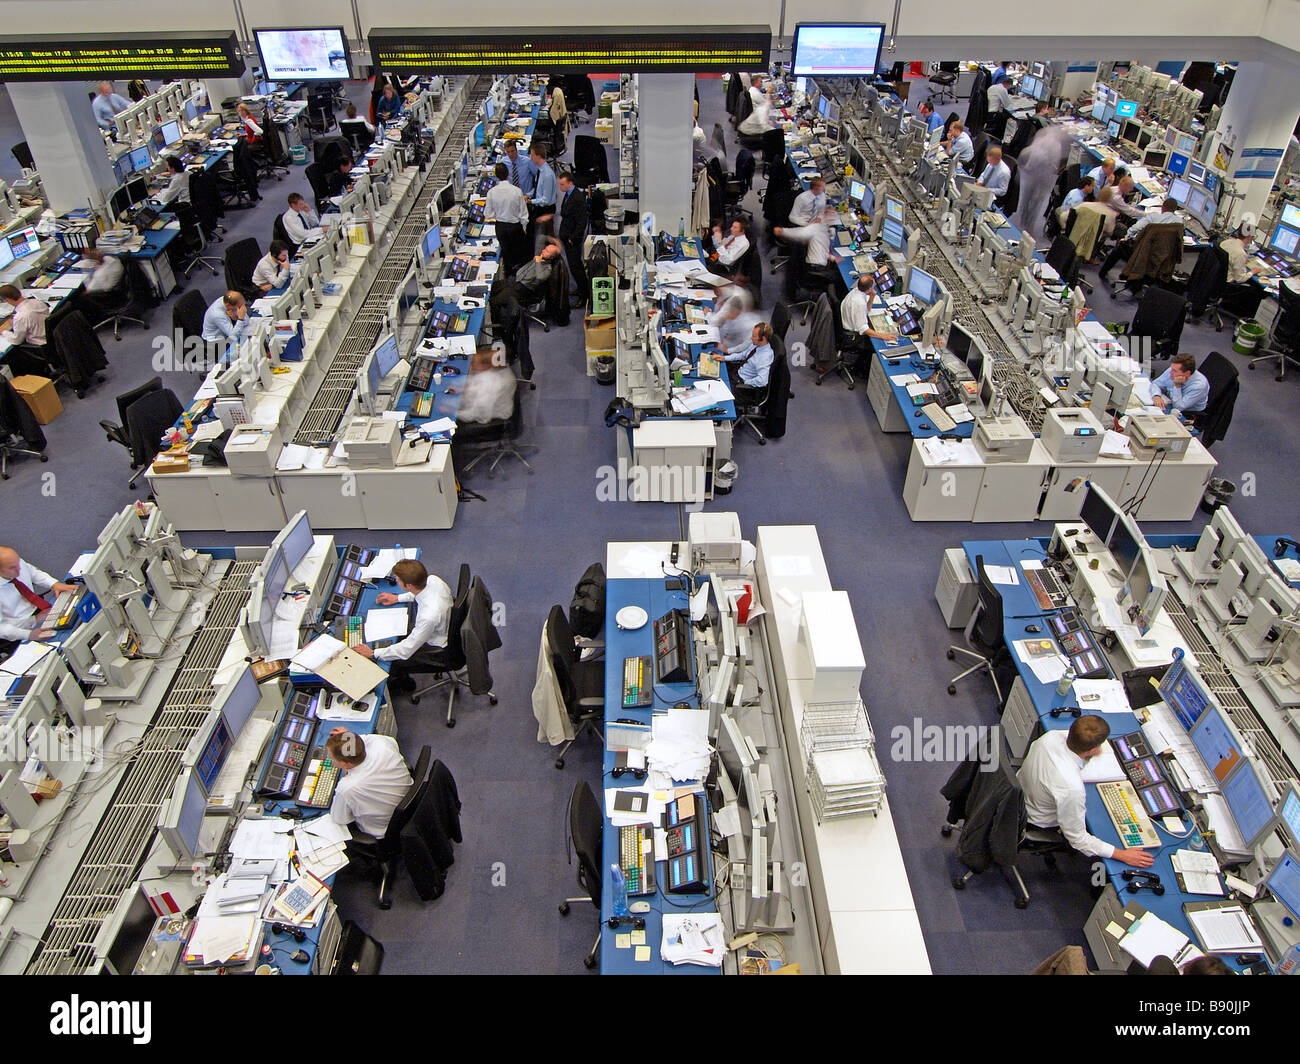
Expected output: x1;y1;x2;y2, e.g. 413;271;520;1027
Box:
770;301;792;349
548;605;605;770
0;376;46;479
946;555;1009;703
733;380;771;444
985;109;1010;143
1249;278;1300;381
407;564;470;722
1127;285;1187;361
941;738;1072;909
558;780;604;968
1184;246;1263;331
407;574;500;728
304;162;332;215
313;135;348;166
99;379;182;489
969;133;991;180
461;385;537;477
398;759;463;901
271;212;296;256
1111;223;1185;300
255;122;290;182
339;120;372;156
758;128;785;179
304;89;337;136
926;63;959;106
997;157;1020;216
174;202;221;277
223;237;262;303
732;87;754;131
171;289;210;378
345;745;432;910
1186;351;1238;448
10;141;34;171
729;149;755;203
572;136;609;188
819;292;863;389
188;170;225;240
219;141;260;207
92;260;152;341
48;309;108;397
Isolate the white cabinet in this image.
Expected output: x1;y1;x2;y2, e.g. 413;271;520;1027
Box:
903;440;983;521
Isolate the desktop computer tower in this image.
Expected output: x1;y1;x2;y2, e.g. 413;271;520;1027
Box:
935;548;978;628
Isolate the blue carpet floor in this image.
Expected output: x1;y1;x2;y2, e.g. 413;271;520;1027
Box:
1;77;1297;974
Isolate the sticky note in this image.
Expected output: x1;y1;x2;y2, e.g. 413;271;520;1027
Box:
1105;921;1125;940
631;930;646;946
634;945;651;962
615;933;631;949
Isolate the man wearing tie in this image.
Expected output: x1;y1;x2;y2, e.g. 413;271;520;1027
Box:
0;546;76;657
503;141;537;197
527;144;558;246
555;172;589;307
789;176;827;226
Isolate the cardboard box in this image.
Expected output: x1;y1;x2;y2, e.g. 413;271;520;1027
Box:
584;314;617;353
9;375;62;424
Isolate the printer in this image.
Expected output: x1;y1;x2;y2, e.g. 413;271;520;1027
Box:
1041;407;1104;462
223;423;283;476
973;414;1034;463
340;416;403;468
1125;412;1190;461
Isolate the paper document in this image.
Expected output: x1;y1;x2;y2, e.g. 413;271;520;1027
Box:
1119;910;1198;968
1172;850;1224;896
1099;430;1132;458
0;641;55;676
358;547;418;581
1079;741;1125;783
364;606;410;643
1185;906;1261;952
984;565;1020;586
1072;678;1130;715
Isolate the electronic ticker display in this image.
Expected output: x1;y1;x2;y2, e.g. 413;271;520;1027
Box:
0;31;244;81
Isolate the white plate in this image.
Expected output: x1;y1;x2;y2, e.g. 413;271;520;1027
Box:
615;606;648;631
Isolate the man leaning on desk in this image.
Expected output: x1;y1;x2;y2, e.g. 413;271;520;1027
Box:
0;546;76;657
202;290;248;344
1151;353;1210;415
252;241;292;293
1018;715;1155;868
325;728;412;840
352;559;453;696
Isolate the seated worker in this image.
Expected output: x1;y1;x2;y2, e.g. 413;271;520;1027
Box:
327;156;356;198
325;728;413;839
375;83;404;123
1088;157;1118;198
943;120;974;166
236;102;263;146
451;346;518;465
707;218;751;274
919;100;945;136
720;321;775;396
156;155;191;206
986;74;1013;116
201;290;249;344
485;163;532;275
1059;176;1095;220
789;176;828;226
1220;214;1265;284
515;238;564;296
738;79;778;136
282;193;321;245
976;145;1011;199
1018;715;1155;869
73;249;126;322
840;274;900;351
1151;352;1210;415
352;559;454;695
708;285;761;353
773;208;842;284
0;285;50;372
251;240;291;293
92;82;131;132
343;103;375;139
0;545;77;656
1098;198;1182;285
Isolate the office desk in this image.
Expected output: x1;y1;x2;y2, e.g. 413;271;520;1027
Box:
600;568;719;975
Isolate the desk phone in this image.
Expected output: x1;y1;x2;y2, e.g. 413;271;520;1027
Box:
663;794;709;894
653;609;693;685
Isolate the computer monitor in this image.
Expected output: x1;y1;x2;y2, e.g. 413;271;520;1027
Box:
1188;702;1246;785
848;178;867;205
907;266;937;306
274;510;314;573
1270;225;1300;257
1122;549;1167;633
791;23;886;77
1116;99;1138;118
1165;150;1190;177
1091;97;1108;122
1282;204;1300;231
158;120;182;147
1079;482;1119;545
1106;119;1121;139
185;98;200;124
946;321;973;362
356;350;384;415
1168;177;1191;204
1107;515;1142;575
253;27;352;80
1175;133;1197;155
128;144;153;173
484;95;495;122
966;343;985;388
6;225;40;258
817;95;830;119
884;196;904;224
372;332;402;380
1119;118;1141;145
920;300;945;348
1222;758;1278;851
795;76;807;95
881;217;905;251
0;238;14;273
157;767;208;860
1276;785;1300;849
1266;851;1300;921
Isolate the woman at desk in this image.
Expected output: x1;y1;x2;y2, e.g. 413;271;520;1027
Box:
155;156;191;207
375;84;404;123
236;103;263;146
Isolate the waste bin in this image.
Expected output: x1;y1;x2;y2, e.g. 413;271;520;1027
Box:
594;355;616;385
1200;477;1236;515
1233;319;1266;355
713;459;738;495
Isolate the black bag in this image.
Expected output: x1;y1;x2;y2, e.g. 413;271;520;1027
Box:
569;562;606;639
585;240;610;280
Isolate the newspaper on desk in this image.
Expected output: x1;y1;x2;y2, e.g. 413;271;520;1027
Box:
294;817;350;881
661;913;725;967
646;708;713;783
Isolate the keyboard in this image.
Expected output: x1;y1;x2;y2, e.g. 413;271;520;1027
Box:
1026;566;1069;610
408;355;438;392
1098;780;1161;848
296;746;341;809
619;823;657;895
622;655;653;708
920;403;955;432
333;615;364;647
48;587;85;629
410;391;434;418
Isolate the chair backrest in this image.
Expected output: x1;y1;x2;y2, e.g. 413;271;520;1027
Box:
339;120;371;154
1045;236;1077;285
1186;245;1228;310
272;212;294;252
11;141;34;170
440;570;474;670
567;781;603;906
123;259;154;309
970;555;1005;650
1122;222;1184;282
224;237;262;295
304;162;331;210
1197;350;1237;404
1131;285;1187;340
760;128;784;166
770;301;791;345
1277;280;1300;349
172;290;208;343
51;309;105;367
546;603;577;670
461;577;497;696
115;377;163;427
124;388;183;466
189;170;221;231
380;762;433;851
1000;157;1020;214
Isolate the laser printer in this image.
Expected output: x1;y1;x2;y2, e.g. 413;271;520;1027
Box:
1125;411;1190;461
973;414;1034;462
1041;407;1104;462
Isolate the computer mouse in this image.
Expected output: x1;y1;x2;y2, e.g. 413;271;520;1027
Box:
1025;624;1041;633
629;901;651;914
919;423;931;430
913;409;921;417
290;948;310;964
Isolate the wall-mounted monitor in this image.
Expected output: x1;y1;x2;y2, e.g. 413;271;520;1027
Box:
791;23;886;77
253;27;352;81
1116;99;1138;118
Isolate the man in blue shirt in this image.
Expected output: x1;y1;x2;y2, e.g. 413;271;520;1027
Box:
977;145;1011;199
502;141;537;195
1151;353;1210;415
1062;176;1095;212
93;82;130;131
528;144;557;242
919;101;945;136
375;84;404;122
201;291;249;344
722;322;775;390
943;120;974;166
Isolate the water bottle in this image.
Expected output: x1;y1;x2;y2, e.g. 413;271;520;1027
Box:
1056;666;1076;697
1277;942;1300;975
609;863;629;917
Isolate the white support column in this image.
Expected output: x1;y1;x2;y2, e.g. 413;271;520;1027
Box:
204;73;256;113
7;83;117;215
1206;60;1300;223
636;74;694;236
1053;62;1100;103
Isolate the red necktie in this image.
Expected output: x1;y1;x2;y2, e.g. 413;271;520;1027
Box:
11;579;50;613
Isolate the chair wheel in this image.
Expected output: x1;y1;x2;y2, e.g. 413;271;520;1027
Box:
446;719;455;728
1248;364;1254;370
940;825;952;837
758;438;766;446
378;898;392;911
489;695;498;705
1015;898;1028;909
815;378;823;385
555;758;565;769
583;954;597;969
948;684;957;695
559;902;570;915
39;454;48;463
409;695;420;704
952;876;966;890
946;649;955;660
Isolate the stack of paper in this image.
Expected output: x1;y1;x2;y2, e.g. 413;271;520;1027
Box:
230;818;294;883
1115;909;1202;968
1072;678;1131;715
295;818;350;881
201;873;267;916
1172;849;1224;896
1185;905;1262;952
364;607;411;643
646;710;712;782
0;641;54;677
661;913;725;966
1099;429;1133;458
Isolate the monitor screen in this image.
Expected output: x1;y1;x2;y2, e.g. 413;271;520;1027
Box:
1079;485;1117;546
0;237;13;272
421;224;442;261
103;888;156;975
818;95;830;118
1282;204;1300;230
946;322;973;363
194;716;232;790
185;98;200;123
1107;119;1121;139
967;344;984;385
125;176;148;206
1267;852;1300;921
128;145;153;172
1222;759;1277;849
1271;225;1300;257
373;333;401;378
253;27;352;81
1190;705;1245;784
1186;186;1208;217
159;120;182;146
1175;133;1196;154
6;226;40;258
1280;786;1300;847
1108;519;1141;575
795;77;807;94
791;23;886;77
1186;160;1207;184
885;196;904;223
109;186;131;221
849;178;867;203
1091;98;1107;121
881;217;905;251
908;267;937;305
484;95;495;122
1166;151;1189;176
1101;103;1116;125
1169;177;1191;204
1116;99;1138;118
1120;118;1141;145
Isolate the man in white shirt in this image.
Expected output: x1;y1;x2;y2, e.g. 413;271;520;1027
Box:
977;146;1011;200
456;347;516;424
326;729;413;838
774;209;841;274
1099;198;1183;284
739;79;778;136
0;546;76;651
708;218;750;273
74;249;126;322
840;274;899;345
251;241;291;293
789;177;827;226
282;193;320;245
708;287;761;353
354;559;454;694
1018;716;1155;868
0;285;49;351
156;156;191;206
484;162;531;273
201;291;248;344
986;77;1013;115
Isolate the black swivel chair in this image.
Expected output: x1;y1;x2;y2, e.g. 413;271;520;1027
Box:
48;309;108;397
549;605;605;770
946;555;1009;703
224;237;262;303
255;122;290;181
339;119;373;156
171;289;210;378
460;385;537;477
174;202;222;277
345;745;432;910
558;781;605;968
821;291;865;390
926;63;959;106
1128;286;1187;362
572;135;610;188
1186;351;1239;449
271;212;297;256
99;379;182;489
92;260;152;341
758;128;785;179
304;162;332;215
1250;279;1300;381
188;169;225;239
770;301;792;350
407;564;470;716
1044;236;1080;288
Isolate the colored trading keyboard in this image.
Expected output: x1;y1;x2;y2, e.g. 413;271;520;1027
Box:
622;655;653;708
1098;780;1161;849
1026;566;1069;609
410;391;434;418
297;747;340;809
333;615;364;647
619;823;656;895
